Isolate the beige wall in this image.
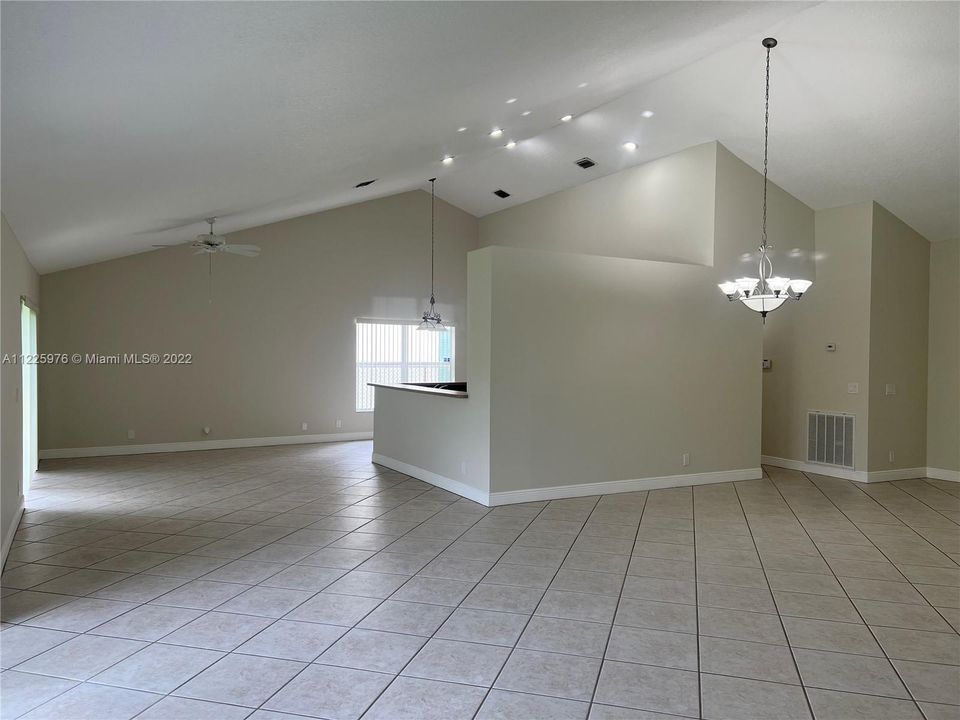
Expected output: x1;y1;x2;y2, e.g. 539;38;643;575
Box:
1;214;40;553
762;202;873;470
485;246;761;492
473;142;816;494
868;203;930;471
926;237;958;472
479;142;717;266
39;191;478;451
762;200;938;476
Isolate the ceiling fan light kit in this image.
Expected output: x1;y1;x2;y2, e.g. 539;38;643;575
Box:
717;37;812;321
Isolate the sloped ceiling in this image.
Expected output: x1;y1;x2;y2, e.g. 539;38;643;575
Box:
2;1;956;272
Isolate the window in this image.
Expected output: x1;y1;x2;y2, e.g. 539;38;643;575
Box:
356;318;455;412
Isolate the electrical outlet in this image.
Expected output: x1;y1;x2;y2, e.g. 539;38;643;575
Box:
460;461;467;476
203;426;211;435
336;419;342;429
888;449;895;463
681;452;690;467
301;422;308;431
847;383;860;394
127;429;136;440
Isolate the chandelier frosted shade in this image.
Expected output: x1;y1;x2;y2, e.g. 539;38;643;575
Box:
717;256;812;319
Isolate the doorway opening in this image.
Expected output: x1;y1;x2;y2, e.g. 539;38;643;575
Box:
21;298;37;493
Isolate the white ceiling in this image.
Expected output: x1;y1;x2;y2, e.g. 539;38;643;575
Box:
2;1;957;273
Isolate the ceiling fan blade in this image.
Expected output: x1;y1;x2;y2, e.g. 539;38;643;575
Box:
194;249;209;255
151;244;180;248
223;244;261;257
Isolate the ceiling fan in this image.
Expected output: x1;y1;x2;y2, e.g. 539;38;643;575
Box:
152;217;260;257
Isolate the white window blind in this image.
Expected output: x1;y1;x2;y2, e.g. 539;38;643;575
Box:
355;318;455;412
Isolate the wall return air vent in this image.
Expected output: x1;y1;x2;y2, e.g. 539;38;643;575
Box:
807;411;855;469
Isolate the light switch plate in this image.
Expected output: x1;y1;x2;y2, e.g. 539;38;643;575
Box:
885;383;897;396
847;383;860;394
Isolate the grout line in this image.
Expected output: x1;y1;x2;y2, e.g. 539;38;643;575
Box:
586;492;648;710
471;495;605;718
764;470;931;715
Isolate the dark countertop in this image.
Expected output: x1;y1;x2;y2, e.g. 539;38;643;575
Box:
369;382;468;398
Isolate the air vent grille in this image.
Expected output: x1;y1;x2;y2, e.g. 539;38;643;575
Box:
575;157;596;169
355;179;377;188
493;189;511;198
807;411;855;469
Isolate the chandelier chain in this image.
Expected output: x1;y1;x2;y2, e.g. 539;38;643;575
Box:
430;177;436;304
761;44;771;250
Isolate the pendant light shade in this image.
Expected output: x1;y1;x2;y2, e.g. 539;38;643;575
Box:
418;178;445;331
718;38;812;320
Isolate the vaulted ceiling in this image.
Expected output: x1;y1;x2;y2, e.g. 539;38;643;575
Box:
2;1;957;272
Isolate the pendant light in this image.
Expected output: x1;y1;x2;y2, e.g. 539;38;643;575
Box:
718;38;812;320
418;178;445;331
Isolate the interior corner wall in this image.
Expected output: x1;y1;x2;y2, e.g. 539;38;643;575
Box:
1;214;40;558
38;191;478;452
926;237;959;474
867;203;930;472
761;202;873;471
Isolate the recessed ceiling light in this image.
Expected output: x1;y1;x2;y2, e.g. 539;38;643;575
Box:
560;114;573;122
622;142;638;151
505;140;517;149
489;128;504;138
578;82;588;88
457;126;468;132
641;110;655;118
442;155;455;164
506;98;517;104
521;110;532;116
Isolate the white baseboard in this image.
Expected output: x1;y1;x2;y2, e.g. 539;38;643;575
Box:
762;455;868;482
488;468;763;506
1;497;25;569
867;467;928;483
372;457;761;506
762;456;932;484
926;467;960;482
371;453;489;505
40;432;374;460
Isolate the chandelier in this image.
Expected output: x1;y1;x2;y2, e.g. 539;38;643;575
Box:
718;38;812;320
418;178;445;331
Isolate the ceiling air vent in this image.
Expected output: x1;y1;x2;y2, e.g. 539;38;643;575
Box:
575;157;596;169
493;189;511;198
355;179;377;188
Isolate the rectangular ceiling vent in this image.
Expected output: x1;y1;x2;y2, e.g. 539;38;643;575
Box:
807;411;855;469
355;179;377;188
575;157;596;169
493;189;511;198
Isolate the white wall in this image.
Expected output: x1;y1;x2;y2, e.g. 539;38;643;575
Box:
39;191;478;452
927;237;959;474
1;214;40;558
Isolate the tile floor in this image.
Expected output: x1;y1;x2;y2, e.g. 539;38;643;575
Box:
1;441;958;719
